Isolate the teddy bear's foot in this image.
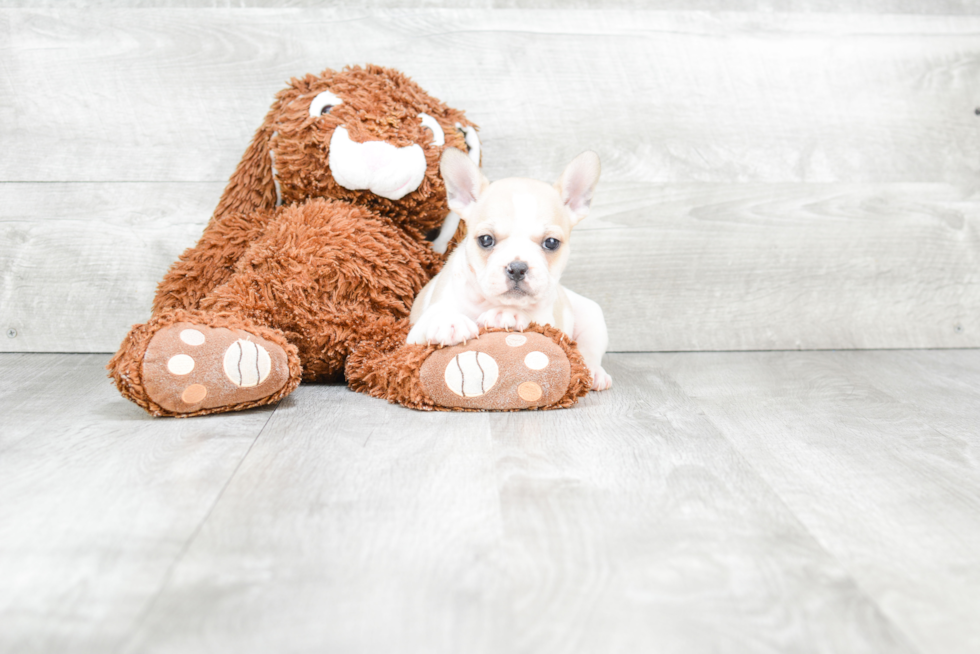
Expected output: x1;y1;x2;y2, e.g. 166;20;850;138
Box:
142;322;291;414
419;330;583;410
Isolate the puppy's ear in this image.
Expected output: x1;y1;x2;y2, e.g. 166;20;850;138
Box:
440;147;487;220
212;101;281;222
556;150;601;227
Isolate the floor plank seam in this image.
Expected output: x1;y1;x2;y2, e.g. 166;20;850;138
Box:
850;352;980;452
673;383;929;654
112;403;281;654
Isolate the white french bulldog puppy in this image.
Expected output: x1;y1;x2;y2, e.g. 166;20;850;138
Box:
408;148;612;391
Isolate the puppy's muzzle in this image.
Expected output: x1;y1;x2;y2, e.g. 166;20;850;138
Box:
506;261;529;282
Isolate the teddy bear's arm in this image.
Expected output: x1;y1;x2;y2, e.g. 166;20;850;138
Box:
152;207;277;314
152;107;282;314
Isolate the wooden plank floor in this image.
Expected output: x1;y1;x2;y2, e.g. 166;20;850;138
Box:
2;351;978;653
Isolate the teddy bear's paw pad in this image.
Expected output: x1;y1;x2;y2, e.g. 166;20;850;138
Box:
142;322;290;414
420;331;571;410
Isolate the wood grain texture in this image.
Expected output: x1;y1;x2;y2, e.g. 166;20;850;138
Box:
7;1;980;12
118;354;920;654
2;8;978;352
119;383;508;654
486;357;917;654
3;181;976;353
561;182;980;351
662;349;980;654
0;353;275;654
846;349;980;448
2;9;979;185
5;350;980;652
0;182;218;353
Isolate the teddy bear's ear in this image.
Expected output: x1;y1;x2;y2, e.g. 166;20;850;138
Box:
440;147;487;220
211;103;281;222
556;150;601;227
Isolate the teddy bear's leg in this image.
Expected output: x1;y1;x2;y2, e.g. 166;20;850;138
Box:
346;321;593;411
196;198;445;383
153;105;282;315
152;208;278;315
107;309;302;417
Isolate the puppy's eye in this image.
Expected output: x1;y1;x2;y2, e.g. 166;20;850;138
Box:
418;113;445;146
478;234;495;249
542;237;561;251
309;90;343;118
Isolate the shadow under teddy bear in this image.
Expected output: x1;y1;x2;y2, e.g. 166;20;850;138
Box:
108;65;591;417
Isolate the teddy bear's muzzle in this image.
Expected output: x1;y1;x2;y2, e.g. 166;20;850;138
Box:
328;126;427;201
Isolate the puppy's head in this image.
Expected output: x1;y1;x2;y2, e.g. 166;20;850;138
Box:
441;148;600;309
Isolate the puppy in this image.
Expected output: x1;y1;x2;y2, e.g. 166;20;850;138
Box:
408;148;612;391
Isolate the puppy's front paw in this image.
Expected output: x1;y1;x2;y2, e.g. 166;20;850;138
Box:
408;313;480;346
591;367;613;392
477;308;530;331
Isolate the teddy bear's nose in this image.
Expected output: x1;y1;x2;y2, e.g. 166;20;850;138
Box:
364;147;390;172
328;126;427;201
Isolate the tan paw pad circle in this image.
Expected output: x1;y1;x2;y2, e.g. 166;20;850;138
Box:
445;351;499;397
419;331;572;410
181;384;208;404
167;354;195;375
224;339;272;388
143;322;291;415
517;381;543;402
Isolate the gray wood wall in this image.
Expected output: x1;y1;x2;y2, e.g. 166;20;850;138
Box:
2;4;979;353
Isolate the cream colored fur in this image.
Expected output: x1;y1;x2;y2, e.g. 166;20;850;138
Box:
408;148;612;391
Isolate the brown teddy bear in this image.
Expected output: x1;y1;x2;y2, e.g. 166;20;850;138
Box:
107;65;591;417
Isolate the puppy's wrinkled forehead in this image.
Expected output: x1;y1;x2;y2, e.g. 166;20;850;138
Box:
474;178;568;232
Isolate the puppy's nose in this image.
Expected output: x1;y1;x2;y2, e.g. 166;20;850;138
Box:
506;261;529;282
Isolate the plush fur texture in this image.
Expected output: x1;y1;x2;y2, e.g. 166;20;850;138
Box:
152;65;469;315
346;323;591;412
107;308;303;418
107;65;591;416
